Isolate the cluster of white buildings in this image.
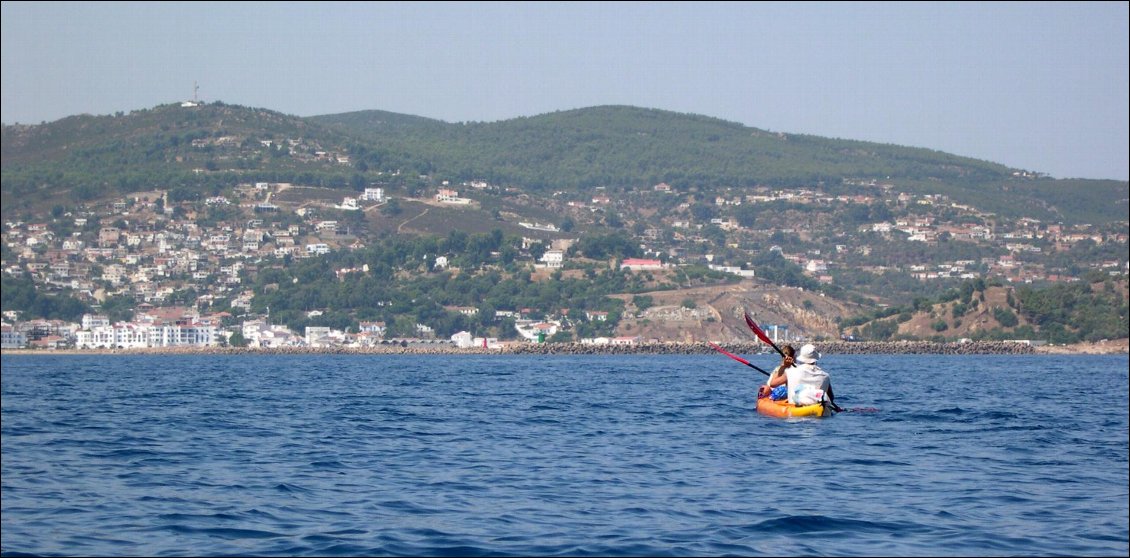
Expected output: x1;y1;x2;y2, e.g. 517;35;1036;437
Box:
75;321;218;349
74;310;221;349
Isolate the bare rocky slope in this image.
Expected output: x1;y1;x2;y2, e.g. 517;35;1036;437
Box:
612;279;857;344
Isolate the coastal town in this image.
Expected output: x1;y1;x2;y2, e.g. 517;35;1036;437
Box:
3;170;1126;352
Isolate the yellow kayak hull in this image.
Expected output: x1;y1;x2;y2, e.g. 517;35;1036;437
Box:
756;396;833;418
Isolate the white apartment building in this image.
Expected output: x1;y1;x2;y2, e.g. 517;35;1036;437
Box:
75;322;218;349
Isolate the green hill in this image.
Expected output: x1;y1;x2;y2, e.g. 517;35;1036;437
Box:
313;105;1127;224
313;105;1015;188
2;102;361;218
3;102;1127;225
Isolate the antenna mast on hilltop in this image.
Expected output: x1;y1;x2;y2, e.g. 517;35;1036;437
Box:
193;81;199;104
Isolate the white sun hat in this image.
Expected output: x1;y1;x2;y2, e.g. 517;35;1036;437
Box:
796;343;821;364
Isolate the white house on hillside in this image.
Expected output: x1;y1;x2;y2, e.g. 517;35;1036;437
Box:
540;250;564;268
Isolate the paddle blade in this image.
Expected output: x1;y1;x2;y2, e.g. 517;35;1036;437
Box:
708;341;750;366
743;311;774;346
708;341;770;376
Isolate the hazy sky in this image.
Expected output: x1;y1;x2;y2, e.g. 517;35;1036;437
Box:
2;1;1127;180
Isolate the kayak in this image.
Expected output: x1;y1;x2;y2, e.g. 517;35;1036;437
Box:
756;396;834;418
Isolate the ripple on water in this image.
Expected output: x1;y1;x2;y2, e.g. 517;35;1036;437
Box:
1;353;1127;557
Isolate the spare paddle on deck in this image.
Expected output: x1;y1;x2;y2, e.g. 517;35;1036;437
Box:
707;341;770;377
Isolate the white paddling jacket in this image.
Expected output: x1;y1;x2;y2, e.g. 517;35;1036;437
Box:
785;362;831;406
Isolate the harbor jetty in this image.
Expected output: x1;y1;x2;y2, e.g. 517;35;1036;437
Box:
3;340;1056;356
501;340;1040;355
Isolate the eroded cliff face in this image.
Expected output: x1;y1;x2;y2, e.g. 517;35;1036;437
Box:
750;291;846;339
613;282;860;343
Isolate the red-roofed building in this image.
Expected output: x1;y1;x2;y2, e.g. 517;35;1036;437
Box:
620;258;664;271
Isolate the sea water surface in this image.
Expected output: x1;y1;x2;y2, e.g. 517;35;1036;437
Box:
2;353;1127;557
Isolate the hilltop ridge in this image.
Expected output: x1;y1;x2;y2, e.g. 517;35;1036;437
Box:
5;102;1127;224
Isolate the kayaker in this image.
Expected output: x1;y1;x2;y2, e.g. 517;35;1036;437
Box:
757;344;795;400
764;343;837;408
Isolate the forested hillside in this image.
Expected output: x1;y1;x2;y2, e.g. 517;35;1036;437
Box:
5;102;1127;224
315;105;1010;189
842;274;1128;344
313;106;1128;224
2;103;361;217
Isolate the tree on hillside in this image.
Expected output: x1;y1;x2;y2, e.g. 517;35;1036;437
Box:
381;198;402;216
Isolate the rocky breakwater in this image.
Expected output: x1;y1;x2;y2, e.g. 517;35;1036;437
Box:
499;340;1038;355
10;340;1042;356
814;340;1038;355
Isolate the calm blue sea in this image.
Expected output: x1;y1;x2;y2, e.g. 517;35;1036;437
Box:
2;353;1127;557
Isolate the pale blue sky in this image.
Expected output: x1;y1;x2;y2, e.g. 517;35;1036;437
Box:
2;1;1127;180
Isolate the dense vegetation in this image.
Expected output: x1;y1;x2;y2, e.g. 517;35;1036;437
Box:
5;103;1128;224
1014;280;1129;343
1;103;363;218
316;106;1008;190
1;274;90;322
840;274;1128;343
